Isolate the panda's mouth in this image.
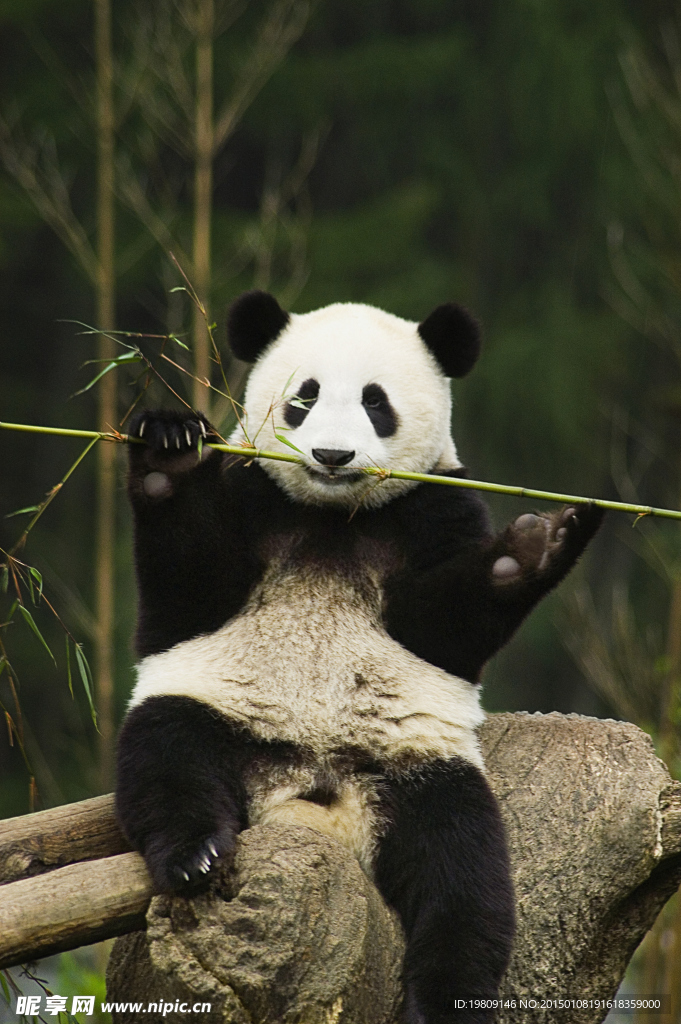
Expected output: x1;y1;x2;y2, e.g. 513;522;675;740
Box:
305;467;364;486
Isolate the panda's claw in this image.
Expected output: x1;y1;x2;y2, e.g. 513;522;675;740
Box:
159;832;234;893
128;410;216;468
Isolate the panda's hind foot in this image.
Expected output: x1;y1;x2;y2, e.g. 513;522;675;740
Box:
145;824;235;893
492;503;603;585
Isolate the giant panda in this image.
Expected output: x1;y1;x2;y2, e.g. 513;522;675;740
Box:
116;292;603;1024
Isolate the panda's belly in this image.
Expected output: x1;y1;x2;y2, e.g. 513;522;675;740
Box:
131;562;484;769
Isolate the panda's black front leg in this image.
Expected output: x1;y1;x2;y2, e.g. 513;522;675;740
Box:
375;759;515;1024
116;695;250;892
126;409;239;658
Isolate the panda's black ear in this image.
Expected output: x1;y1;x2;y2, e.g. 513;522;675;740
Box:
417;303;481;378
227;290;290;362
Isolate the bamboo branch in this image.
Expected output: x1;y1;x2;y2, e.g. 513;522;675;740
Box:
95;0;118;794
0;119;98;284
3;418;681;519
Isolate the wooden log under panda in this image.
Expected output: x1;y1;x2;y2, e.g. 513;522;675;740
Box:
0;793;129;884
105;713;681;1024
1;712;680;1024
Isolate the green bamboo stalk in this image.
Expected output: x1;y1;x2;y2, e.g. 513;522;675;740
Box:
2;419;681;520
95;0;117;791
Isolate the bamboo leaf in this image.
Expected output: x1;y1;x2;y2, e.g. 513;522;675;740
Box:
65;636;74;699
275;433;305;455
169;333;190;350
280;369;298;398
19;605;56;665
0;969;10;1005
74;644;98;728
0;565;8;594
4;505;40;518
72;351;143;397
0;658;6;678
169;286;189;294
29;567;43;600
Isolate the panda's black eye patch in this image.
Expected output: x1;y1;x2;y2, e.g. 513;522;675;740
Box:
362;384;398;438
284;378;320;427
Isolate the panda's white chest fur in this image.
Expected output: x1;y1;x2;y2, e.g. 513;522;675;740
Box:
132;556;483;763
131;546;484;869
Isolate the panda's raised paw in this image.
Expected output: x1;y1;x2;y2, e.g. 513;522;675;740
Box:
130;409;213;456
128;410;219;494
492;503;604;584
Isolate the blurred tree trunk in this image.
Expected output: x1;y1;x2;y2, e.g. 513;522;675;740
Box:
637;518;681;1023
94;0;117;791
191;0;214;414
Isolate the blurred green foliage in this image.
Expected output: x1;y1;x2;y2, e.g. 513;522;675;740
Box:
0;0;680;817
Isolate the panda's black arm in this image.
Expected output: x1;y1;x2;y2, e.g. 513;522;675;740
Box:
385;485;604;682
127;410;261;657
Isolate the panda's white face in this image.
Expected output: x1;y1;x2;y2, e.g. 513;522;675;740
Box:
230;303;461;508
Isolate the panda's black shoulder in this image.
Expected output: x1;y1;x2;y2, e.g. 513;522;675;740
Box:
221;456;297;531
381;468;493;571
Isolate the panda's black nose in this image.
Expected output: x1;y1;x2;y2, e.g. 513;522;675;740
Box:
312;448;355;467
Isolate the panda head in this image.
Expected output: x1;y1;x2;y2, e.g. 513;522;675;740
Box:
227;291;481;509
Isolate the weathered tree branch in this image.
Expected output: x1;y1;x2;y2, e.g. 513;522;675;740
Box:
0;793;128;885
2;713;680;1024
0;854;151;967
106;714;681;1024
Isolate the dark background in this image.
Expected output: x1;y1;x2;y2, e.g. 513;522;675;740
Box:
1;0;679;817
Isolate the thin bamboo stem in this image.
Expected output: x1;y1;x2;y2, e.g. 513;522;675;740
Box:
95;0;117;792
191;0;214;414
3;419;681;520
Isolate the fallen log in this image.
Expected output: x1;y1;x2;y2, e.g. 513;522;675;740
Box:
1;713;680;1023
0;793;129;884
0;795;145;970
0;853;151;966
107;713;681;1024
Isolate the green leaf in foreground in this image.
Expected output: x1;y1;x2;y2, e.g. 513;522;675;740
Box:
72;350;143;397
19;604;56;665
4;505;40;518
29;566;43;600
65;636;74;699
274;433;305;455
74;644;98;729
